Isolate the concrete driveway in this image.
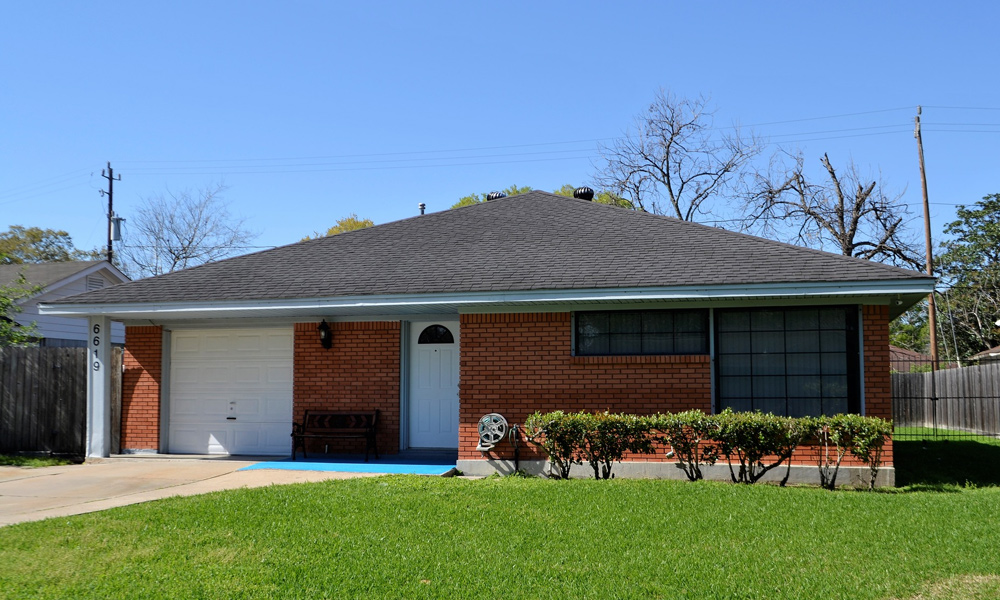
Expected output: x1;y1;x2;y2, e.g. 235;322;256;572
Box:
0;457;376;527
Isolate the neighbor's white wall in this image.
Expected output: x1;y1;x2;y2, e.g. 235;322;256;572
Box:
16;272;125;344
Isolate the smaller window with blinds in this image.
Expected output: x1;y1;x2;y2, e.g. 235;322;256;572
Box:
86;275;105;291
575;309;709;356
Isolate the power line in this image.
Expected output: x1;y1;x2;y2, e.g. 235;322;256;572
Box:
112;138;610;165
125;154;596;176
741;106;913;127
123;148;596;173
922;105;1000;111
0;170;92;202
768;123;912;138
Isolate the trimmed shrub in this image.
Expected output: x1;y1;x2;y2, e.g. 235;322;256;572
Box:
524;409;891;489
812;414;892;490
714;409;813;485
845;415;893;490
524;411;656;480
523;411;586;479
580;412;656;480
654;411;720;481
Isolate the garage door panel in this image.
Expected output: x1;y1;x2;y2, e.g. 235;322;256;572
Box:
202;366;233;385
171;396;229;420
235;365;262;384
169;328;292;455
266;365;292;384
170;425;230;455
232;424;290;455
265;334;293;353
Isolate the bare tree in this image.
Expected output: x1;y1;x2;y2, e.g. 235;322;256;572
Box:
595;90;763;220
742;151;921;269
118;184;259;278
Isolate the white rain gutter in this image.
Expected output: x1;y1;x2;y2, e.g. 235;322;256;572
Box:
40;279;935;318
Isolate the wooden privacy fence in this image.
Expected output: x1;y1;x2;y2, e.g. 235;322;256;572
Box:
892;361;1000;438
0;347;122;455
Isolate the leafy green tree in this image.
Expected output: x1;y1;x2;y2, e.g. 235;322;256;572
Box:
552;184;635;209
936;194;1000;357
0;226;99;264
889;301;930;354
450;185;532;209
303;213;374;241
0;255;42;346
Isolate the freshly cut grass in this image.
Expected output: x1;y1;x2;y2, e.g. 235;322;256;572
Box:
1;476;999;599
0;454;74;468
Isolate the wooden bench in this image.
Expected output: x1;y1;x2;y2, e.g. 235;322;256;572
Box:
291;410;380;462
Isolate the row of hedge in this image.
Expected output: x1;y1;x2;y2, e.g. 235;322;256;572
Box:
521;409;892;489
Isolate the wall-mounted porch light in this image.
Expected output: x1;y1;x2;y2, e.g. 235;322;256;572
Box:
317;319;332;349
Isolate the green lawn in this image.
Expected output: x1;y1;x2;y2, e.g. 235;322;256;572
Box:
0;454;75;468
2;476;1000;599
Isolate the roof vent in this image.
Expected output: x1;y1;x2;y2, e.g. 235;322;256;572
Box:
418;202;426;215
573;187;595;201
486;191;507;201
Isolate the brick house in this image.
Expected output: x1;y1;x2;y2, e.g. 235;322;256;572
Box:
42;191;934;482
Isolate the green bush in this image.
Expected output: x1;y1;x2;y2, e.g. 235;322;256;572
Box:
524;409;891;489
654;411;720;481
523;411;586;479
714;409;813;485
844;414;893;490
579;412;656;480
812;414;892;490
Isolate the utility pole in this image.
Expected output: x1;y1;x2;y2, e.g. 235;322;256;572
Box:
100;162;122;263
916;106;940;435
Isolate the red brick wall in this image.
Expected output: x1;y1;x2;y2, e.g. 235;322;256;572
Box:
121;326;162;451
458;313;712;461
862;304;893;465
293;321;401;455
458;307;894;467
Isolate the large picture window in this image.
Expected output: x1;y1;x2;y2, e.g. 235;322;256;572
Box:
715;306;861;417
575;309;709;356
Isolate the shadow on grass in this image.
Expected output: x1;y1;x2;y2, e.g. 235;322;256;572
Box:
894;439;1000;489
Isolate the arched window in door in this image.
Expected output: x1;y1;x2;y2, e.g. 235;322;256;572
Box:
418;324;455;344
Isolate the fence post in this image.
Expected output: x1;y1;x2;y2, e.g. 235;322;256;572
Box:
87;316;112;458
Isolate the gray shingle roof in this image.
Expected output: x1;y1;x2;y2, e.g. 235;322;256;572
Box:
0;260;107;289
52;191;932;305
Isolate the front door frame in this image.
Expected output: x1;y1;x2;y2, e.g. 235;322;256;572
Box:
403;319;460;450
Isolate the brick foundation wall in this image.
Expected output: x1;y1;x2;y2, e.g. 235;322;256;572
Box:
293;321;401;455
458;313;712;461
121;326;162;451
459;306;895;468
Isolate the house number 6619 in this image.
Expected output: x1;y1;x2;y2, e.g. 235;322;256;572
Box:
92;324;102;371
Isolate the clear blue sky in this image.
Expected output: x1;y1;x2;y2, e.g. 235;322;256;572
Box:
2;1;997;259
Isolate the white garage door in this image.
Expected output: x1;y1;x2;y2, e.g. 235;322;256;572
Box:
168;328;293;455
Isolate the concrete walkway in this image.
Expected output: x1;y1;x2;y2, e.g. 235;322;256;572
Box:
0;457;378;527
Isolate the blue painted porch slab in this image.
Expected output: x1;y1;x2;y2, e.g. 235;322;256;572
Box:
239;452;457;476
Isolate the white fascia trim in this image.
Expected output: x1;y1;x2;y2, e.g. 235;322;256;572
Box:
39;279;935;318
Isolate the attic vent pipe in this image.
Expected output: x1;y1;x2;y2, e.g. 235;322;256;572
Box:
418;203;426;215
486;191;507;201
573;187;595;201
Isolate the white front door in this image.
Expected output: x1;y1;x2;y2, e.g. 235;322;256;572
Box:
168;328;293;455
408;321;460;449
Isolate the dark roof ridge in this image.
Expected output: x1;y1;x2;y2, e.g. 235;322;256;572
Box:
515;190;930;279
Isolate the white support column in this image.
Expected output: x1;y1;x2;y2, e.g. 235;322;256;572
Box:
86;316;113;458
